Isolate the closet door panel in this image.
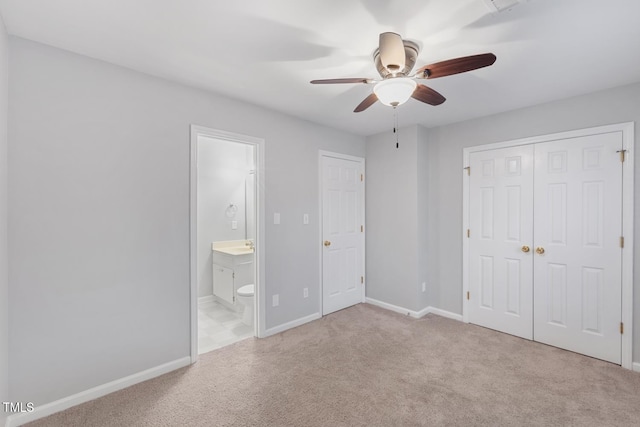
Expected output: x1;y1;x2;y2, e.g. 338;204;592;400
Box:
468;145;534;339
533;132;622;364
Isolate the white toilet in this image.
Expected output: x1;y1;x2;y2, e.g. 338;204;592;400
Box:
236;284;254;327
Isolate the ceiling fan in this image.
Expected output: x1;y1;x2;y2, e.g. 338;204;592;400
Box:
311;32;496;112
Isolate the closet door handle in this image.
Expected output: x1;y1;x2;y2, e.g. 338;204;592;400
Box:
324;240;331;247
535;247;545;255
521;245;530;253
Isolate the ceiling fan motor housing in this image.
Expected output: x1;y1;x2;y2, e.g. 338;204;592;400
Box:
373;40;419;78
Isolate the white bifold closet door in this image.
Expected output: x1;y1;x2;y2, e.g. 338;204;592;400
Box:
468;132;623;364
533;133;622;363
469;145;534;340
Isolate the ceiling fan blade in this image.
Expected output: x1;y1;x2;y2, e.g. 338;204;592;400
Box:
354;93;378;113
379;32;405;74
411;84;446;106
310;78;371;84
416;53;496;79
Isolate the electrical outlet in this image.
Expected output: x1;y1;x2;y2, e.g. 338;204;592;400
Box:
231;220;237;230
422;282;426;292
272;294;279;307
303;288;308;298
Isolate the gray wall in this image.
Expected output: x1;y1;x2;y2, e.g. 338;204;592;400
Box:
416;124;430;310
426;82;640;362
197;137;253;298
8;37;365;406
0;13;9;424
365;125;429;312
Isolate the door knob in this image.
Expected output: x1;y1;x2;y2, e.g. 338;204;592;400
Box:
324;240;331;247
535;247;545;255
521;245;530;253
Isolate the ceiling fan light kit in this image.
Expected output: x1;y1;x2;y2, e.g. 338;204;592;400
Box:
373;78;417;107
311;32;497;113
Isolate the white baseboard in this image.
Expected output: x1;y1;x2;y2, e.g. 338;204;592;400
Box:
365;297;423;318
263;312;321;337
365;298;463;322
5;357;191;427
633;362;640;373
426;306;464;322
198;295;214;304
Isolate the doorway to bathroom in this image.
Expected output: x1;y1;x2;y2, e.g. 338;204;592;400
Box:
190;125;265;361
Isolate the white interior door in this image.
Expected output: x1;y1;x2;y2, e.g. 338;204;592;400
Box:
321;154;364;315
468;145;534;339
468;130;625;364
533;133;622;364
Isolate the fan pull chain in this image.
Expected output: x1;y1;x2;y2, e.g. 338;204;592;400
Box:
393;108;399;148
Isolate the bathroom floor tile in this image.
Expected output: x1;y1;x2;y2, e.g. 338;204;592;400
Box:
230;324;253;336
198;298;253;355
210;312;238;323
203;323;227;335
222;318;244;328
199;336;214;348
210;329;237;342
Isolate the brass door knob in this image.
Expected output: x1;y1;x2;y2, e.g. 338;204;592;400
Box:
535;247;545;255
324;240;331;247
521;245;530;253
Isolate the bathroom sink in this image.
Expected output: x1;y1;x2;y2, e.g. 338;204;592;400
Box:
214;246;254;256
211;241;254;256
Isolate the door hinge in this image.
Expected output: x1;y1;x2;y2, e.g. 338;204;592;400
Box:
620;236;625;248
467;291;470;300
361;276;364;284
617;149;627;163
463;166;470;176
620;322;624;334
360;173;364;182
361;225;364;232
467;229;470;238
232;272;235;279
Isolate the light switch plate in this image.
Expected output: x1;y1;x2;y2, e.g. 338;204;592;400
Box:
274;213;280;225
303;214;309;225
272;294;279;307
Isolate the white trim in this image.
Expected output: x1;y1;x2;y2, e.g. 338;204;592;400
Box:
415;306;431;318
633;362;640;373
462;148;470;324
189;125;266;365
620;121;634;370
462;122;632;154
318;151;366;316
426;306;464;322
319;150;365;163
5;357;191;427
462;122;634;370
365;298;424;318
365;298;464;321
262;312;321;337
197;295;214;304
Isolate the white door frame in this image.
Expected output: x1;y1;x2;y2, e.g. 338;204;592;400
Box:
318;150;366;315
190;125;266;363
462;122;634;369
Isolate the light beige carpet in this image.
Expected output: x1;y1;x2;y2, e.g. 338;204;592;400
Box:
27;304;640;426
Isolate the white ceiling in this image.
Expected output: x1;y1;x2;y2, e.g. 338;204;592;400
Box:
1;0;639;136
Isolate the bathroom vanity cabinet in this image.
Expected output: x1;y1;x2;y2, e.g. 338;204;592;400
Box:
212;247;254;308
